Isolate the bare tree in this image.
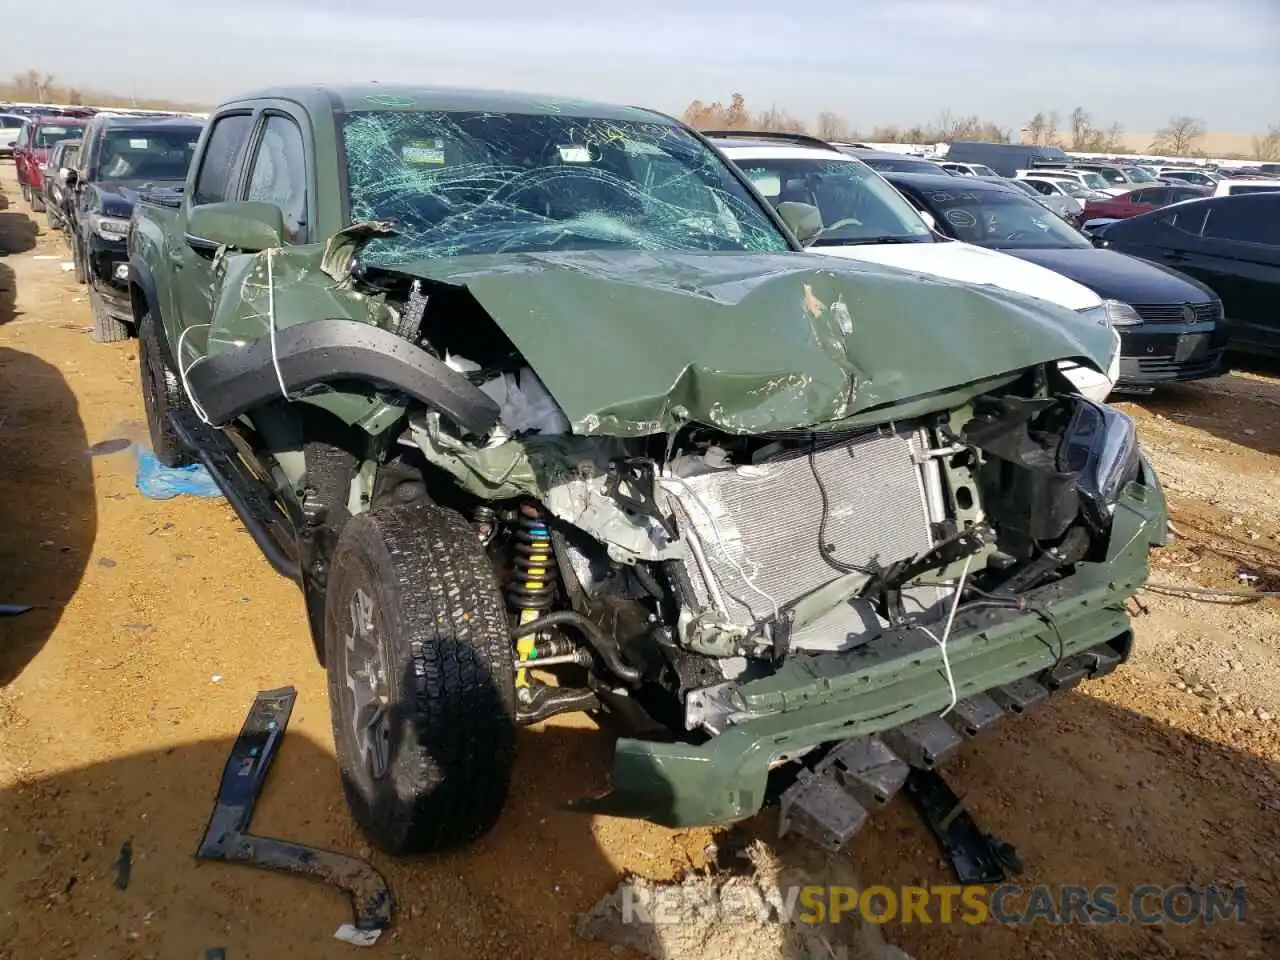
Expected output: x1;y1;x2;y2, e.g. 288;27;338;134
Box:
1251;124;1280;161
1025;112;1047;145
817;111;850;141
1150;116;1206;155
1044;111;1062;147
1069;106;1094;150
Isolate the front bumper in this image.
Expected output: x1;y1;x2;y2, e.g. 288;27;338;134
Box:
1116;319;1229;385
87;240;133;321
572;471;1165;828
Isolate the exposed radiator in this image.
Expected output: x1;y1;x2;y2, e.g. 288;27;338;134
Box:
663;426;944;652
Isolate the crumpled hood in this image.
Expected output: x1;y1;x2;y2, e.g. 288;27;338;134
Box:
383;249;1117;437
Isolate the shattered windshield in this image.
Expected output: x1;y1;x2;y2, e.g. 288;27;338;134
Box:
342;110;790;262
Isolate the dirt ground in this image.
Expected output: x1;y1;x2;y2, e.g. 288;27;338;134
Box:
1;162;1278;960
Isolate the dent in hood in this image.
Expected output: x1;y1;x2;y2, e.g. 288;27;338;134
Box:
383;249;1116;437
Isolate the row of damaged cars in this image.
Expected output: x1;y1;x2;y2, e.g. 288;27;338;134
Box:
5;109;205;340
705;130;1276;390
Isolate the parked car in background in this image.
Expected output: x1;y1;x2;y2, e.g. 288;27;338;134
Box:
838;147;947;175
1098;194;1280;357
1070;162;1160;194
40;138;82;231
1020;167;1114;195
0;113;25;157
884;171;1229;389
711;135;1119;399
1156;167;1221;188
1212;179;1280;197
1082;184;1211;221
1020;174;1106;201
13;115;87;210
937;160;998;177
1004;177;1083;224
943;140;1070;177
68;115;205;342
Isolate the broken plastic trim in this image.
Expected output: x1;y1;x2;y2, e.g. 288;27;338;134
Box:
195;686;394;934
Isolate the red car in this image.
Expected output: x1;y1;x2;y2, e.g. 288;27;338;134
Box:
13;115;87;212
1082;184;1210;221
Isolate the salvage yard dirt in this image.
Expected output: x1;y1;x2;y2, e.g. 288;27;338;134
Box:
1;162;1278;960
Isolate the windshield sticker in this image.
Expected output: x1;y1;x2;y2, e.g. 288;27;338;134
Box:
945;209;977;228
556;144;594;163
129;139;149;149
402;139;445;165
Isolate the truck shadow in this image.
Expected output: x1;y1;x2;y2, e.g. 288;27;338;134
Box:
0;685;1277;959
1126;371;1280;460
0;347;96;685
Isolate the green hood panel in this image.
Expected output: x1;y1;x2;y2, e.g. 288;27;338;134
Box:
393;250;1114;437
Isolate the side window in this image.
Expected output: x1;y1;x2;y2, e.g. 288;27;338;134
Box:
1029;181;1054;195
1143;189;1168;205
1202;199;1278;245
15;124;29;148
192;113;254;206
244;115;309;242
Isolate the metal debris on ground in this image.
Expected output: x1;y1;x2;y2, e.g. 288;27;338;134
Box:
195;686;394;943
903;769;1021;885
112;840;133;890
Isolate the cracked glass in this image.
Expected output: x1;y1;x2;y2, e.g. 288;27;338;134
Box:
341;110;790;264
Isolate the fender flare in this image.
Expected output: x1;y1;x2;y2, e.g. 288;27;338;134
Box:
126;261;176;364
186;318;501;436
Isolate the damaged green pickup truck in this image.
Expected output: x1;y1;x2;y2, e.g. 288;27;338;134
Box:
127;85;1166;855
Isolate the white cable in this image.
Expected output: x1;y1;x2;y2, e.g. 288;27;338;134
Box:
662;473;781;624
918;553;974;718
176;322;213;426
266;247;289;401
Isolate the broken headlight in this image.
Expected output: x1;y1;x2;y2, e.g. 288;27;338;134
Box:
1059;399;1141;528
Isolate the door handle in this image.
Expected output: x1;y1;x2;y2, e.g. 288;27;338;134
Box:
1164;251;1189;261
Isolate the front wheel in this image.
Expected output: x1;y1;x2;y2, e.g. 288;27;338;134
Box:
138;312;193;467
324;502;517;854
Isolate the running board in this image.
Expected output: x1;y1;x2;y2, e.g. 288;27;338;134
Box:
195;686;395;937
169;409;301;581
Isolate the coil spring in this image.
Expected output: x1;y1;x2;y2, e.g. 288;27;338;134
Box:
507;504;557;612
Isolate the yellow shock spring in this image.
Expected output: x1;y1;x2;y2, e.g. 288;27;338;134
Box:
513;509;554;687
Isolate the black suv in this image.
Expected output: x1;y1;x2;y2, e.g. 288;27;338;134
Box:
67;115;204;342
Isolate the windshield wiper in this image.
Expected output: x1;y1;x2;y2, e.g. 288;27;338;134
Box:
811;235;926;247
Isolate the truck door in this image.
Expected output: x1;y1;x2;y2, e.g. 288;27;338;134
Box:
171;111;256;368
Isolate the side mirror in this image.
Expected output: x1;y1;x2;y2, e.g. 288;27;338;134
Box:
918;209;938;231
184;201;283;253
775;201;824;246
59;167;76;186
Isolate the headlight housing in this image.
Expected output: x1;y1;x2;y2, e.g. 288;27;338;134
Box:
1060;399;1141;527
1079;299;1142;328
89;213;130;240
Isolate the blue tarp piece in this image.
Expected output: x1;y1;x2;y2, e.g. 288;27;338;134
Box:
134;446;224;500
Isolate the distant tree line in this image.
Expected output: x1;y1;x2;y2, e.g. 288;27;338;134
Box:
682;92;1280;161
1;69;205;113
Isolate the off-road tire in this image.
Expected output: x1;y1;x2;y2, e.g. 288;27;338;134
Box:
20;183;30;204
89;288;130;344
324;502;517;854
138;312;193;467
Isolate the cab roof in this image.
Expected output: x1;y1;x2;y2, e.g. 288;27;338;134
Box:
222;84;672;124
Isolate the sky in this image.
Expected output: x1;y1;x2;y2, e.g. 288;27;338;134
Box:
5;0;1279;133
